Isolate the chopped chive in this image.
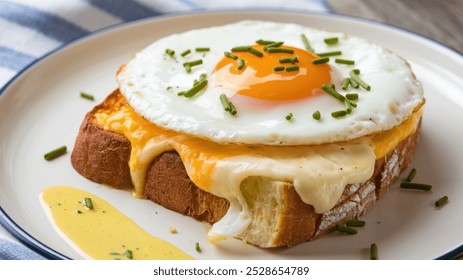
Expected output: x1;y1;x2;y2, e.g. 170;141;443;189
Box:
350;69;371;91
229;102;237;115
237;58;245;70
324;37;339;45
183;79;208;98
267;47;294;54
346;219;366;227
300;34;314;52
336;224;357;234
342;78;351;90
279;56;299;64
316;51;342;57
183;59;203;73
220;94;231;112
312;57;330;65
181;49;191;57
84;197;94;210
44;146;67;161
256;39;275;45
248;48;263;57
195;47;210;52
400;182;432;191
312;110;321;120
224;51;238;60
109;252;121;256
349;77;360;89
321;84;346;103
274;66;285;71
344;99;353;114
263;41;284;51
177;91;185;96
285;113;293;121
335;58;355;65
80;92;94;101
435;196;448;207
124;250;133;259
406;168;417;182
166;86;172;90
370;243;378;260
195;242;201;253
346;93;359;101
231;46;251;52
286;65;299;72
331;110;347;118
165;48;175;57
183;59;203;67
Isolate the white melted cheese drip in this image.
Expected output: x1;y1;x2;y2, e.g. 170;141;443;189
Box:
203;142;376;240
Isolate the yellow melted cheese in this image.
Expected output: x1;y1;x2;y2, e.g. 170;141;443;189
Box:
95;103;423;240
40;186;193;260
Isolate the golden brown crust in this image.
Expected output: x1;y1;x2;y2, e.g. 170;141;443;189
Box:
71;90;421;248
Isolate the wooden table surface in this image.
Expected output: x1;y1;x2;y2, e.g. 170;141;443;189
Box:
327;0;463;54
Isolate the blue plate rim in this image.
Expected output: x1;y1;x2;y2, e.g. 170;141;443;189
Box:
0;8;462;260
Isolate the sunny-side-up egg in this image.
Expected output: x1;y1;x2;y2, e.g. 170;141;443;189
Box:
113;20;424;241
117;20;423;146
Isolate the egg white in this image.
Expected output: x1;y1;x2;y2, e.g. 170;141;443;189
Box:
117;20;423;145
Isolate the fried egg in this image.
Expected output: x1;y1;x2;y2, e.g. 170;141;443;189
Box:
117;20;423;145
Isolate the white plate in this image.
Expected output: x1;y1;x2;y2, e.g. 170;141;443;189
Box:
1;11;462;260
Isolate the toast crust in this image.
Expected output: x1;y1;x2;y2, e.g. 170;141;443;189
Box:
71;90;421;247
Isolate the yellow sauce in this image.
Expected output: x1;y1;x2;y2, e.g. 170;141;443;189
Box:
40;186;193;260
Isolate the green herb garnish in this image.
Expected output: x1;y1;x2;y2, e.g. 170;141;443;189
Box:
219;94;237;115
237;58;245;70
312;110;321;120
346;93;359;100
435;196;448;207
267;47;294;54
80;92;94;101
406;168;417;182
346;219;366;227
165;48;175;57
181;49;191;57
84;197;94;210
315;51;342;57
44;146;67;161
400;182;432;191
300;34;314;52
274;66;285;72
248;48;263;57
370;243;378;260
183;79;208;98
336;224;357;234
331;110;347;118
124;250;133;259
231;46;251;52
350;69;371;91
256;39;275;45
195;47;210;52
263;41;284;51
195;242;201;253
224;51;238;60
279;56;299;64
285;113;293;121
285;65;299;72
335;58;355;65
324;37;339;45
312;57;330;65
342;78;351;90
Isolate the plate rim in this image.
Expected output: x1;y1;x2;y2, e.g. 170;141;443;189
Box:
0;9;462;260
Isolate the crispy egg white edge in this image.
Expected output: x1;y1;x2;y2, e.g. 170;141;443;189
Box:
117;20;423;145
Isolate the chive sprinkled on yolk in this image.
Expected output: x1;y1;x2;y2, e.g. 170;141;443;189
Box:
212;44;331;101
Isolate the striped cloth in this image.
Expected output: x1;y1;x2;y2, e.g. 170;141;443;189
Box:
0;0;328;260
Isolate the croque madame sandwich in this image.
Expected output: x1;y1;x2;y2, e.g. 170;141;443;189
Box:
71;21;424;248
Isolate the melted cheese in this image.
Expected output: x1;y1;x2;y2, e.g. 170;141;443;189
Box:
40;186;193;260
95;103;422;240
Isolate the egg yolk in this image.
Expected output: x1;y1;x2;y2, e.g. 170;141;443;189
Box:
213;45;331;101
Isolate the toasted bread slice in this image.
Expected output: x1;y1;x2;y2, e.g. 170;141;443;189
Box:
71;90;420;248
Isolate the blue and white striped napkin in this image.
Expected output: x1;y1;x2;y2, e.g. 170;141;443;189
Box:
0;0;328;260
